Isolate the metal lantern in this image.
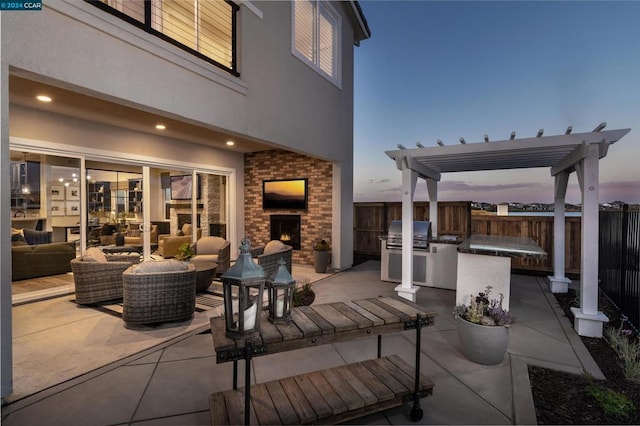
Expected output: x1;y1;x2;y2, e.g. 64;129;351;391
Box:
267;258;296;324
221;238;265;339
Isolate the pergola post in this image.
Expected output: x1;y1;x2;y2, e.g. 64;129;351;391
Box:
427;179;438;238
396;161;419;302
571;143;608;337
548;171;571;293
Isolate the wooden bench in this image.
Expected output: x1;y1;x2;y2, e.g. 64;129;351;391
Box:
210;354;434;425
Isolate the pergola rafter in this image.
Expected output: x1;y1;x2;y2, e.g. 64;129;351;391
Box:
386;123;631;338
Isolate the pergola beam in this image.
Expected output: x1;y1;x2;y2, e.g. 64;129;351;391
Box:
394;155;441;181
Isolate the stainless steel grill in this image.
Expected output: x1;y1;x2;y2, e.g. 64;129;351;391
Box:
386;220;432;251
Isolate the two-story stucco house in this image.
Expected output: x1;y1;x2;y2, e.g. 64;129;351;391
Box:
1;0;370;398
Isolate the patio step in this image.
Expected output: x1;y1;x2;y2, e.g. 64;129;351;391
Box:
209;354;434;425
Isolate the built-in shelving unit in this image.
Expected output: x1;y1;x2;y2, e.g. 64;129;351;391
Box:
88;181;111;213
128;178;143;214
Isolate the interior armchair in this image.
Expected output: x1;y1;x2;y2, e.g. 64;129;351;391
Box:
251;240;293;279
190;236;231;275
123;224;158;246
157;223;202;258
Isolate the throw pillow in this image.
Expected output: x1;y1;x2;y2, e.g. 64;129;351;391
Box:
23;228;51;245
84;247;108;263
264;240;288;255
133;260;188;274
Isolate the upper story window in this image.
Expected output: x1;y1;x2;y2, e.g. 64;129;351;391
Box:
89;0;238;76
292;0;341;87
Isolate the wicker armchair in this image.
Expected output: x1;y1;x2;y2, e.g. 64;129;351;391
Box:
122;261;196;326
71;253;140;304
190;237;231;276
251;240;293;280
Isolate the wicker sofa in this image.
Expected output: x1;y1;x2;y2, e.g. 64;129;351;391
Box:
71;248;140;304
122;260;196;326
251;240;293;279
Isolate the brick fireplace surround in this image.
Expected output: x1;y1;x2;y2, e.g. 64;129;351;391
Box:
245;150;332;266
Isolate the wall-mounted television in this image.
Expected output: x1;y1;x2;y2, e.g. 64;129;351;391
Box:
263;178;308;210
170;175;201;200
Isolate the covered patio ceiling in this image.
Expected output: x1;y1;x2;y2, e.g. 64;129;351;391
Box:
384;123;631;339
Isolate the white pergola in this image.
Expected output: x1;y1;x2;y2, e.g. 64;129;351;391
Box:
385;124;630;337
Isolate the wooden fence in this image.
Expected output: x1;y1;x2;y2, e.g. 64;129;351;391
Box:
353;201;472;256
353;202;582;275
471;215;582;275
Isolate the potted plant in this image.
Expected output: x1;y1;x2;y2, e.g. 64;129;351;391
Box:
176;241;195;262
293;279;315;306
312;239;331;273
453;286;515;365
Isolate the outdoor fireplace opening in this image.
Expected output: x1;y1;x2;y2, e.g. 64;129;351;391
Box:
270;215;301;250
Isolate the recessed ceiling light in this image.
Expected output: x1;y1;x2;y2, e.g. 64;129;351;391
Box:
226;140;235;146
155;124;166;130
36;95;52;103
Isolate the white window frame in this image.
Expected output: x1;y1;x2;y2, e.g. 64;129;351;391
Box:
291;0;342;88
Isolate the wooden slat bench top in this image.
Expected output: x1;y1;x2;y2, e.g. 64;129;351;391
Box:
211;296;437;363
209;354;435;425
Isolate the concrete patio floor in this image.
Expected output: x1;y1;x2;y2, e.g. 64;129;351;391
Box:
2;260;603;425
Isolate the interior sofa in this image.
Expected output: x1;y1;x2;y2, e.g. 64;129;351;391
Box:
157;223;202;258
11;228;76;281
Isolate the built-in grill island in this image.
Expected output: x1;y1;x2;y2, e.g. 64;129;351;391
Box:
380;220;461;289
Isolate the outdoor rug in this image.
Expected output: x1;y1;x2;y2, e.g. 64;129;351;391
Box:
92;292;225;323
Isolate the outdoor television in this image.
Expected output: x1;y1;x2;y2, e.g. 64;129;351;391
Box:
170;175;201;200
263;178;308;210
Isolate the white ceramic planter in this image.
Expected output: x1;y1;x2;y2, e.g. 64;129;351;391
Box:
456;317;509;365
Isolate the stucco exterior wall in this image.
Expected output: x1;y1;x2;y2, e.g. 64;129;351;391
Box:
0;0;361;398
2;1;356;162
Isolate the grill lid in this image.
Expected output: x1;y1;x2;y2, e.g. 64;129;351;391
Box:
388;220;432;238
386;220;432;250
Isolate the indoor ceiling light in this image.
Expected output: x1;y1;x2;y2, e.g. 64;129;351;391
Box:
226;140;235;146
36;95;52;103
155;124;166;130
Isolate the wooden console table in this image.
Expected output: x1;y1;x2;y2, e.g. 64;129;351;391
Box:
210;296;436;425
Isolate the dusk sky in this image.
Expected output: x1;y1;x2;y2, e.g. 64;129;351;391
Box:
353;1;640;204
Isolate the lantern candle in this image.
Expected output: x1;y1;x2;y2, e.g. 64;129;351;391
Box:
243;303;257;330
276;299;284;317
